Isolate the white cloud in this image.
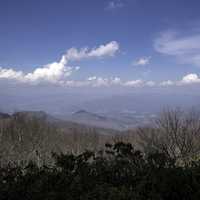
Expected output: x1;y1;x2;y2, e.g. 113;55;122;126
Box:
146;81;155;87
25;64;79;84
159;73;200;87
93;77;110;87
87;41;119;57
0;41;119;85
0;68;24;81
105;0;124;10
86;76;122;87
111;77;121;84
83;77;155;88
63;41;119;62
132;57;151;66
160;80;174;86
74;73;200;88
0;59;79;85
64;80;89;87
87;76;97;81
154;30;200;66
123;79;144;87
180;73;200;84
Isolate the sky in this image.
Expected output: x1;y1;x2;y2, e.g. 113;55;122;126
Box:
1;0;200;91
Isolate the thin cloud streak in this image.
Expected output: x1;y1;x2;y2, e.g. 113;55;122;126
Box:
154;30;200;66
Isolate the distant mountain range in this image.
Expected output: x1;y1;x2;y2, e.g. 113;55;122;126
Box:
64;109;159;130
0;111;121;134
0;109;154;131
1;92;200;130
66;110;128;130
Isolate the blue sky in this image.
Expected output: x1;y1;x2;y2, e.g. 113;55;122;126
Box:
1;0;200;88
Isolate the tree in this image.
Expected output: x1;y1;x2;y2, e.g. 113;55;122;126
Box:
138;108;200;164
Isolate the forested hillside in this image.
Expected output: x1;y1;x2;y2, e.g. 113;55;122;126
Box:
1;109;200;199
1;109;200;166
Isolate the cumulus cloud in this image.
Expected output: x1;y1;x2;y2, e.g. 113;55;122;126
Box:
63;41;119;62
0;41;119;85
154;30;200;66
132;57;151;66
180;73;200;84
0;58;79;85
0;68;24;81
159;73;200;87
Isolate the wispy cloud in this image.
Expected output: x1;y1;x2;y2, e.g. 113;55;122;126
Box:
132;56;151;66
0;41;119;85
105;0;124;11
154;30;200;66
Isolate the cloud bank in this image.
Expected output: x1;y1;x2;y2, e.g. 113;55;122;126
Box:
64;77;155;88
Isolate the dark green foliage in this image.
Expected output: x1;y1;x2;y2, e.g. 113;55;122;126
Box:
0;142;200;200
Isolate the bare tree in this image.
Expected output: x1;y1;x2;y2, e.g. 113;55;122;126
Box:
137;108;200;163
